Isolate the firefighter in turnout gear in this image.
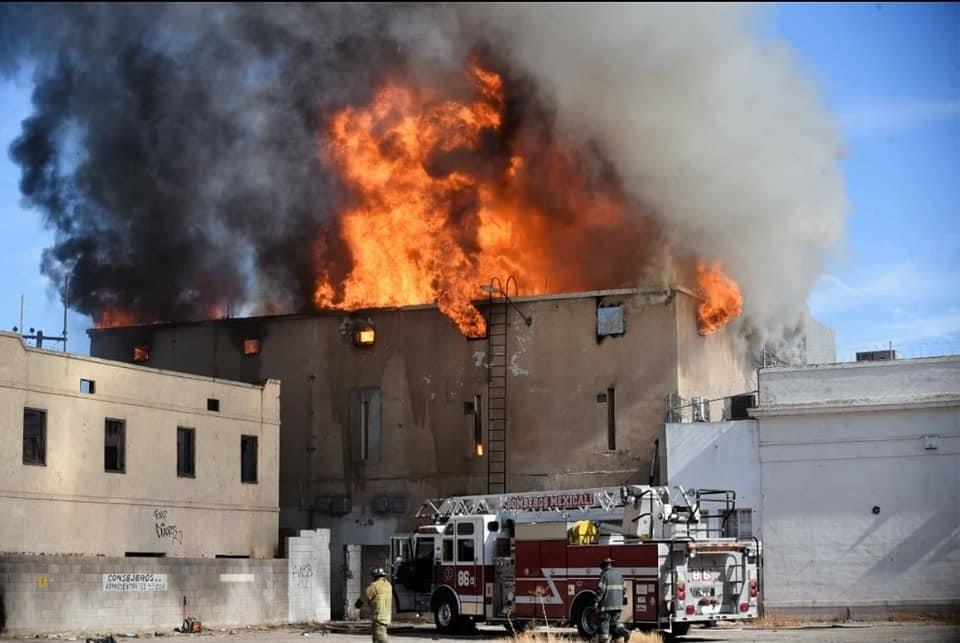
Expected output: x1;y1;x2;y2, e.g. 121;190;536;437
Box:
595;557;629;643
355;567;392;643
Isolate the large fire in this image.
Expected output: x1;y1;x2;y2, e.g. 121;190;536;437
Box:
695;261;744;336
313;62;644;337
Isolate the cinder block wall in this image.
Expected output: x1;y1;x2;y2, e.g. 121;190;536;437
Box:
0;529;331;635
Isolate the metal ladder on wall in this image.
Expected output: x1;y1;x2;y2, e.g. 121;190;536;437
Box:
485;277;513;495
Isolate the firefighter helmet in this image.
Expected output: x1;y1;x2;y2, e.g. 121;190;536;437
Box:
370;567;387;578
600;557;615;567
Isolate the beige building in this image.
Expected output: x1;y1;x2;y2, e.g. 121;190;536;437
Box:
88;286;755;612
0;331;280;558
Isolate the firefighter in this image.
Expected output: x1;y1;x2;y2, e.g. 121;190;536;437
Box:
595;557;629;643
354;567;392;643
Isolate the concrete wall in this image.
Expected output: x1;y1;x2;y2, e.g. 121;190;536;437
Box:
758;355;960;409
661;420;761;534
287;529;332;623
0;529;330;635
754;357;960;617
0;332;280;558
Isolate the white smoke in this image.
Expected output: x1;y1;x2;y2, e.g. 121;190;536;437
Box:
458;4;847;351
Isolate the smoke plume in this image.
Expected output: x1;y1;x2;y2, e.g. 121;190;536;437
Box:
1;4;844;349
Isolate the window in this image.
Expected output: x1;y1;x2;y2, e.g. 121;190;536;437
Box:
241;435;258;483
104;419;126;473
177;427;195;478
597;304;625;336
80;379;95;394
457;538;475;563
415;538;434;561
207;398;220;412
133;345;150;362
607;387;617;451
243;339;260;356
23;408;46;466
349;387;381;463
456;522;476;563
442;539;454;563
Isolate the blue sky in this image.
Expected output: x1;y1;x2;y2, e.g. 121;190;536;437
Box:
0;3;958;361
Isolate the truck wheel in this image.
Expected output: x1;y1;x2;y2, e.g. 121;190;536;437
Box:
573;603;601;639
433;595;459;633
668;622;691;638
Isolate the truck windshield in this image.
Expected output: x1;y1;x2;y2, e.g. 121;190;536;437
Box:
416;537;434;560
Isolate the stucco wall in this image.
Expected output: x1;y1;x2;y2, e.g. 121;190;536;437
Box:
755;357;960;617
675;294;756;422
0;333;280;558
662;420;761;534
759;407;959;615
87;289;712;512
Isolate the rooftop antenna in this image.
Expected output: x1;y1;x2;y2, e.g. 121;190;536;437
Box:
12;278;69;351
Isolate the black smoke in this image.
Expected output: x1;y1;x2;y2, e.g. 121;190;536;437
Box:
1;4;433;323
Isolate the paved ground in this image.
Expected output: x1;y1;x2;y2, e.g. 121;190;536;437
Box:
9;623;958;643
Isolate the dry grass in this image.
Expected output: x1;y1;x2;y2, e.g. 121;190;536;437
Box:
499;630;663;643
889;611;960;626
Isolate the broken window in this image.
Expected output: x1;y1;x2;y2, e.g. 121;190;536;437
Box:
80;379;95;394
23;408;46;466
349;387;381;464
597;305;625;336
105;419;126;473
241;435;258;483
243;339;260;356
177;427;195;478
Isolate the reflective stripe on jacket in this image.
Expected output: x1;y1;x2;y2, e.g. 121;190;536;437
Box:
596;569;624;612
364;577;393;625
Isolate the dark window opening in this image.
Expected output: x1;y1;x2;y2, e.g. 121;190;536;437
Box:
23;408;46;466
473;393;483;457
207;398;220;412
177;427;195;478
241;435;258;483
105;419;126;473
243;339;261;356
457;538;475;563
349;387;381;463
125;552;166;558
361;399;370;461
442;538;454;563
133;345;150;362
80;379;95;394
607;387;617;451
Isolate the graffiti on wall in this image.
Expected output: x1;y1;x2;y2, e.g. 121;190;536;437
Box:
153;508;184;545
291;563;313;589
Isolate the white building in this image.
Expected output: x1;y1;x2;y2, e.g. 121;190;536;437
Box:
0;331;281;558
663;355;960;618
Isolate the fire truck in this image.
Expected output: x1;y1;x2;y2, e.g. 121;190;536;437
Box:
390;485;761;638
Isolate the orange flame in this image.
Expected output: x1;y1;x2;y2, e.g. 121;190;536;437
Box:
696;262;743;336
313;61;733;336
95;307;141;329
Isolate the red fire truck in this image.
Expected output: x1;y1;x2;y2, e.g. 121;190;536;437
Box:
390;485;761;638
